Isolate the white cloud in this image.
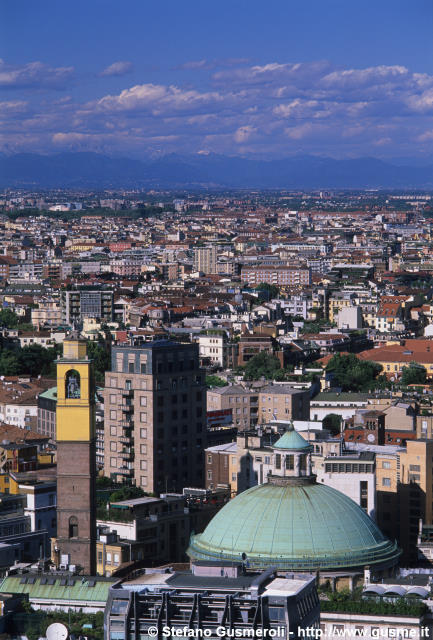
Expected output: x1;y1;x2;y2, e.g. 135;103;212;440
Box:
91;83;227;115
0;59;73;89
100;61;133;77
2;58;433;158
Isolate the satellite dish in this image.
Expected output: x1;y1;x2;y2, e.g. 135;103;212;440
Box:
46;622;68;640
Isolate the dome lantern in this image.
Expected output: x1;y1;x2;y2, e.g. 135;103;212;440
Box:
270;423;313;480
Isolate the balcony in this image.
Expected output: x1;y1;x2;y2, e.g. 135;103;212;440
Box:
117;467;134;477
119;449;134;460
121;404;133;414
119;435;133;444
122;389;133;398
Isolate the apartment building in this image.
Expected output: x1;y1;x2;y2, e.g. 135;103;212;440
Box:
241;266;311;287
207;384;258;430
375;439;433;563
258;384;310;424
193;246;218;274
61;288;114;325
103;340;206;493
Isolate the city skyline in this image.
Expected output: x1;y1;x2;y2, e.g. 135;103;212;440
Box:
1;0;433;160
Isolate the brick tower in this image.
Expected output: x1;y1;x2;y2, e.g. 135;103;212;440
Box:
52;336;96;574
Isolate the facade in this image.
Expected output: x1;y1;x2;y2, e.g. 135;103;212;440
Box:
207;384;259;430
373;439;433;563
96;493;222;576
241;266;311;287
104;564;320;640
37;387;57;440
258;384;310;424
103;340;206;492
61;289;114;325
197;332;228;367
52;336;97;575
314;451;376;519
193;245;218;274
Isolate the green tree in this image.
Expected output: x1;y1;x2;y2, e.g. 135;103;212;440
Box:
110;485;145;502
401;362;427;386
322;413;342;435
0;308;20;328
256;283;280;299
0;349;20;375
206;375;227;387
87;340;111;383
244;351;282;380
17;343;60;377
326;353;383;392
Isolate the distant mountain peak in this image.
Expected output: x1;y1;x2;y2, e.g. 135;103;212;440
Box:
0;151;431;189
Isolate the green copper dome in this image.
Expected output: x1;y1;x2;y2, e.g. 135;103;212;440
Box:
188;482;401;572
273;429;311;451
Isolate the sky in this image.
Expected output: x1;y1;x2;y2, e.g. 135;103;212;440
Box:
1;0;433;160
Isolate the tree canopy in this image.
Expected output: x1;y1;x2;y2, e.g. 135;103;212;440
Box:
243;351;282;380
0;308;20;328
256;283;280;299
0;343;61;377
206;375;227;387
325;353;383;391
401;362;427;386
322;413;342;435
87;339;111;383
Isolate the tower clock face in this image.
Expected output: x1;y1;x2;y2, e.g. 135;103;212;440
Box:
367;433;375;443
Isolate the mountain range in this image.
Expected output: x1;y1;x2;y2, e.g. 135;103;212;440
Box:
0;152;432;190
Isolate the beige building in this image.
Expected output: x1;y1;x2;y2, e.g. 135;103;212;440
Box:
193;246;218;274
376;439;433;563
258;384;310;424
207;384;259;430
103;341;206;493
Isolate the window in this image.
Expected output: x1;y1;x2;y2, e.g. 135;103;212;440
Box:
382;461;391;469
110;394;116;403
69;516;78;538
207;470;212;480
140;460;147;470
110;442;117;451
106;552;112;563
110;426;117;436
141;476;147;486
110;410;117;420
110;457;117;467
382;477;391;487
207;454;212;464
140;396;147;407
140;444;147;454
140;412;147;423
140;428;147;439
410;465;421;472
128;362;134;373
275;454;281;470
282;454;294;470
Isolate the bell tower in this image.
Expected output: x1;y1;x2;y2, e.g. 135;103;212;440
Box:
53;336;96;574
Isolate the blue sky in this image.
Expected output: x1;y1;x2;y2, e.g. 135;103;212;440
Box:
1;0;433;159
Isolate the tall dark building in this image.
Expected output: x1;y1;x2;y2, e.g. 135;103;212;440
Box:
103;340;206;493
52;336;96;575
